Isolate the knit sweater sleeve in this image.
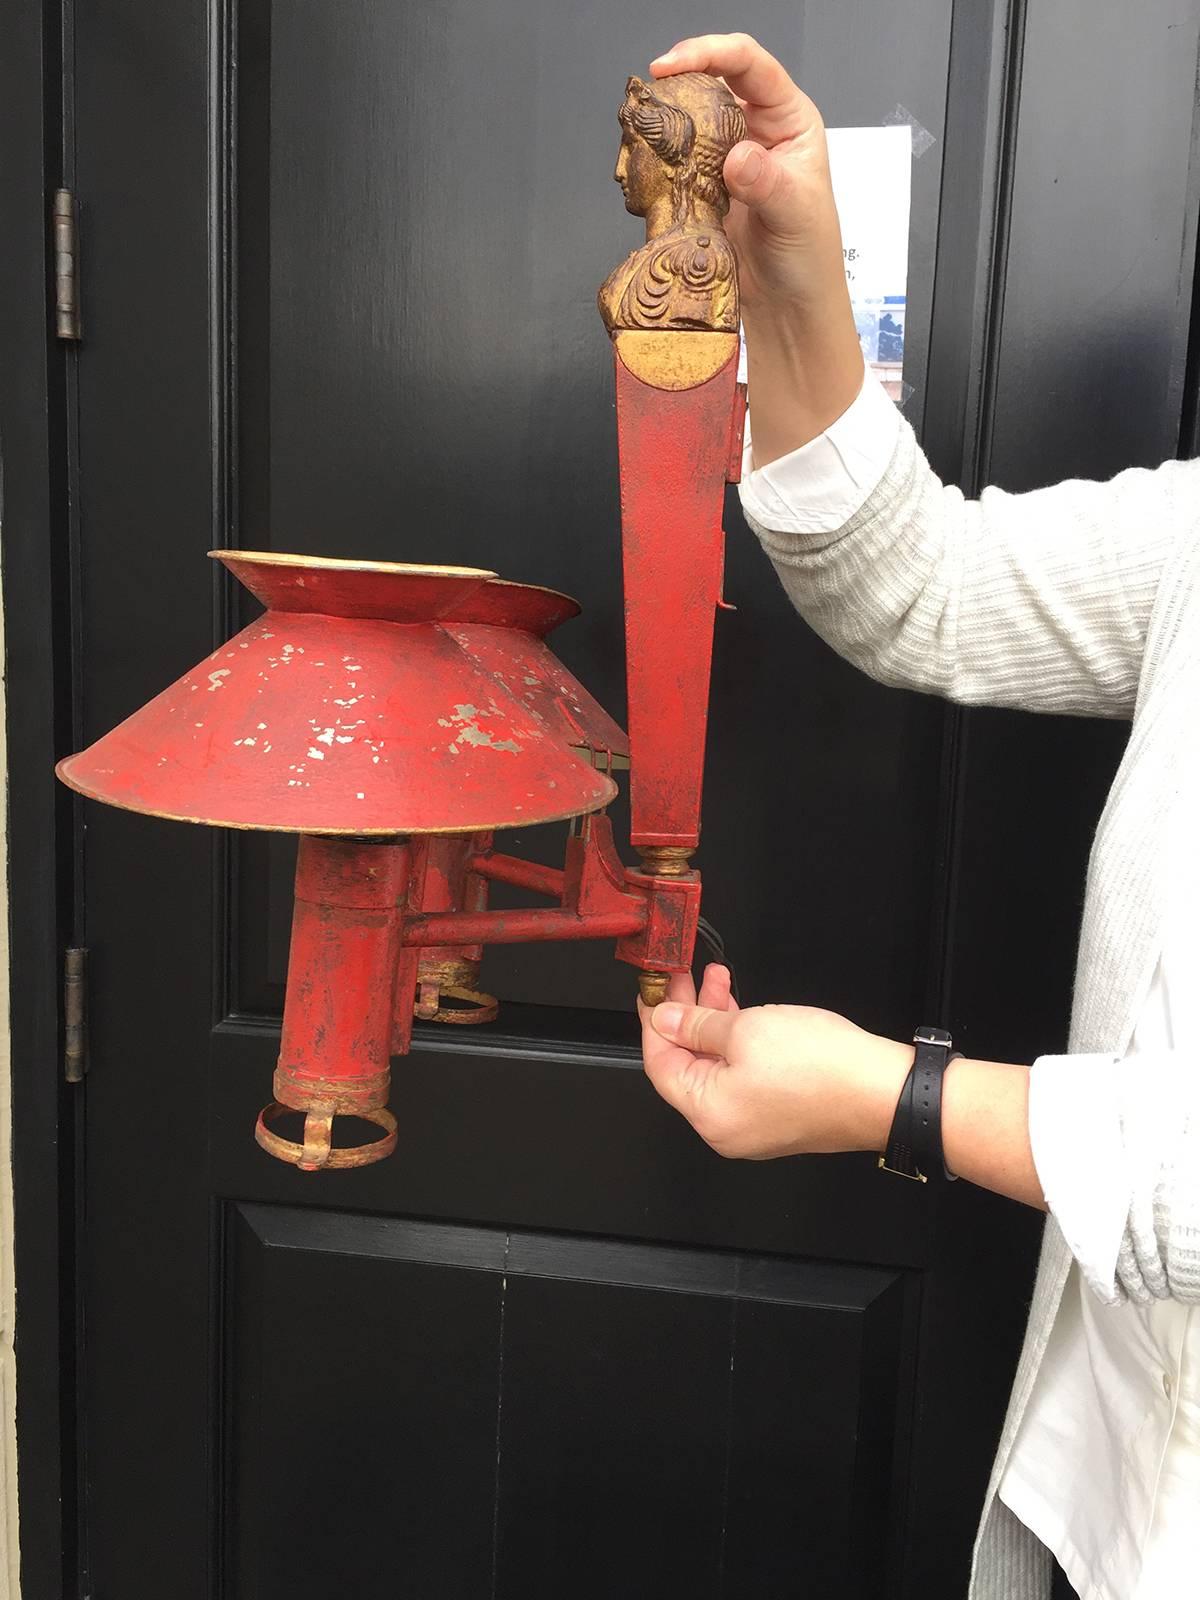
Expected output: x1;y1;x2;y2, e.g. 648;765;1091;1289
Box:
741;414;1197;718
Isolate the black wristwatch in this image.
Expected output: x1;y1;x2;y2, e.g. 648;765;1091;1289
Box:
878;1025;961;1183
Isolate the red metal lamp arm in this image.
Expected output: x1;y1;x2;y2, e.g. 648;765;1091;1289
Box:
402;815;646;947
465;849;566;899
400;905;645;948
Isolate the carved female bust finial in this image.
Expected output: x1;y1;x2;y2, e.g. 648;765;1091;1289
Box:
598;72;746;334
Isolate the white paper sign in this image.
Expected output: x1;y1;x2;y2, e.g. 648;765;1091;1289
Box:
826;124;912;401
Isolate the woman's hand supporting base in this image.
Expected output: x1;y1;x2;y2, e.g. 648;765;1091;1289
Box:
640;965;1046;1209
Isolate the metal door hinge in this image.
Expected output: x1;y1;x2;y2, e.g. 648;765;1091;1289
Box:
64;947;88;1083
53;189;81;341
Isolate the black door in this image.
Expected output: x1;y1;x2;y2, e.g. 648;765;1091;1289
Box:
23;0;1197;1597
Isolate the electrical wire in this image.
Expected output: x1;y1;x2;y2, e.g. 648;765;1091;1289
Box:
695;915;740;1006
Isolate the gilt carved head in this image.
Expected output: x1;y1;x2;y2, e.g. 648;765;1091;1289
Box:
614;74;746;231
600;72;745;335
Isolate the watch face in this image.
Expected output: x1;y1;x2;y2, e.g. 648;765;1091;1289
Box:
914;1025;953;1047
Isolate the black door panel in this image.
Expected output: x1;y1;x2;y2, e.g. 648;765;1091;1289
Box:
228;1204;903;1599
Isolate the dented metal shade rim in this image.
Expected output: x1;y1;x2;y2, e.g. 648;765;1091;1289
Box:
210;553;586;633
209;552;581;606
444;576;582;636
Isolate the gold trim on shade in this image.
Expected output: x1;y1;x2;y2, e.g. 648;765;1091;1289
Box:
54;761;620;838
208;549;497;580
54;757;618;837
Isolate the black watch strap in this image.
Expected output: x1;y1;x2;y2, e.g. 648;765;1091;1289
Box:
879;1026;961;1183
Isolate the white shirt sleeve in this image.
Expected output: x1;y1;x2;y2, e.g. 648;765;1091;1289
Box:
1030;1011;1199;1305
1028;1052;1130;1305
738;360;903;535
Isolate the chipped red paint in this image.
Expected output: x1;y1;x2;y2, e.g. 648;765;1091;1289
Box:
413;834;489;962
466;848;565;899
447;622;628;766
264;835;410;1168
402;815;645;949
57;349;744;1168
613;344;740;850
57;558;618;836
615;862;702;979
408;833;490;1022
449;577;580;636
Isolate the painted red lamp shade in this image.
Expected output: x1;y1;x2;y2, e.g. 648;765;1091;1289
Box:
57;551;646;1172
59;553;618;837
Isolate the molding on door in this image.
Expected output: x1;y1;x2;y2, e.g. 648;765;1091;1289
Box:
921;0;1027;1026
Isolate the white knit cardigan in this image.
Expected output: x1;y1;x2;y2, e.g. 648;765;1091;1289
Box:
742;415;1200;1599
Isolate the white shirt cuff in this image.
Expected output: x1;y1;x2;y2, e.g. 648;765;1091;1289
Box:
738;360;903;535
1029;1053;1129;1305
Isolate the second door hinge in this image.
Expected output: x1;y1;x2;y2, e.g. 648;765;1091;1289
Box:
53;188;81;341
64;947;88;1083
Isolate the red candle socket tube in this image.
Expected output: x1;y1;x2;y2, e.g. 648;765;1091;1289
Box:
257;835;410;1171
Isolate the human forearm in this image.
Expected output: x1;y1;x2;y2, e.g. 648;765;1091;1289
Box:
941;1056;1044;1208
643;976;1200;1309
845;1038;1044;1208
642;977;1045;1209
742;287;864;468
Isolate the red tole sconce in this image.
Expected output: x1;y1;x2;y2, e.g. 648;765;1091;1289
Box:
57;70;748;1170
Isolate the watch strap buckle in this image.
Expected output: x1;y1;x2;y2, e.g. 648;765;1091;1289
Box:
877;1155;928;1182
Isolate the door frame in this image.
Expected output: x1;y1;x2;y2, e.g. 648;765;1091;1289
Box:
0;0;79;1594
